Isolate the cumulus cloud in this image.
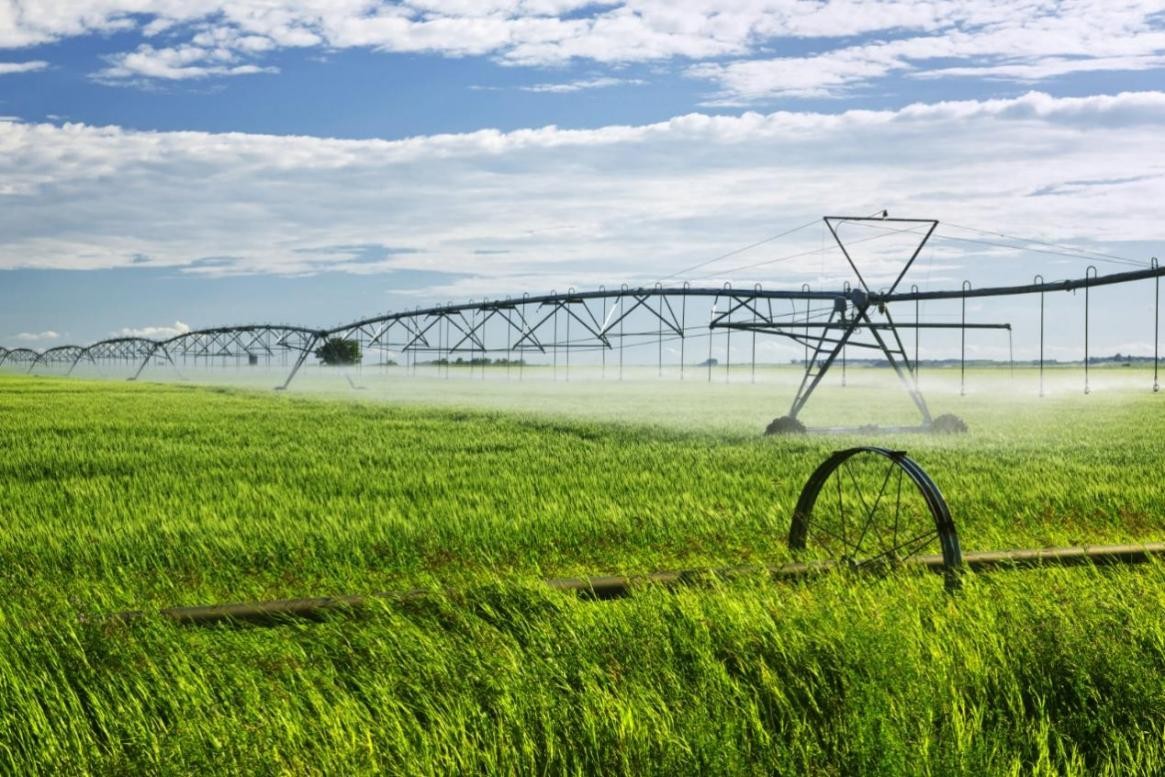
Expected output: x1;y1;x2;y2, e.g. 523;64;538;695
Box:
0;60;47;75
98;45;277;81
1;2;1161;95
10;330;61;342
0;91;1162;299
112;321;192;338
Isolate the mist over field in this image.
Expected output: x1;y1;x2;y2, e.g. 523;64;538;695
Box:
48;358;1159;433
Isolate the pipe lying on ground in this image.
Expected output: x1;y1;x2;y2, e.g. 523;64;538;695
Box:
107;542;1165;627
958;543;1165;571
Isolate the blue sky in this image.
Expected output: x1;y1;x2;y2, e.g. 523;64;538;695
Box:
1;1;1163;356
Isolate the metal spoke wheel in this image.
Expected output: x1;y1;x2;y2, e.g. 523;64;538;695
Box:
789;447;962;589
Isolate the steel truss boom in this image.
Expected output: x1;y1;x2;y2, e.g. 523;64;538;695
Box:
881;264;1164;303
0;347;40;367
3;215;1162;431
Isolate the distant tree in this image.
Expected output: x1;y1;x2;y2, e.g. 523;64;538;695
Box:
314;337;362;366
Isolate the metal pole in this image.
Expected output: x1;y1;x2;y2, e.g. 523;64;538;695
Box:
600;286;607;380
619;284;626;381
566;288;573;383
1008;328;1014;380
680;282;688;381
841;281;850;388
552;294;559;382
801;283;810;370
724;282;732;384
479;305;487;380
505;297;513;381
1034;275;1044;397
520;294;528;381
961;280;970;396
708;303;715;383
911;284;920;387
413;307;421;377
656;284;664;378
751;282;760;384
1153;258;1159;392
1085;266;1096;395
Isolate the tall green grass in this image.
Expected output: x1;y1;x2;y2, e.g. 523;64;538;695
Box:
0;374;1163;774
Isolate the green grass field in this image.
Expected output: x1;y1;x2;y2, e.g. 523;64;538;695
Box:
1;371;1164;774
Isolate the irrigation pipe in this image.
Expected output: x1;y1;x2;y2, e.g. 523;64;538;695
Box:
103;542;1165;628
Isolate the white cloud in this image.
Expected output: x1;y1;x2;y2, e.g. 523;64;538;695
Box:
2;2;1161;92
113;321;192;338
690;12;1165;102
10;330;60;342
519;76;645;93
0;91;1162;299
98;44;278;80
0;60;47;75
921;54;1165;82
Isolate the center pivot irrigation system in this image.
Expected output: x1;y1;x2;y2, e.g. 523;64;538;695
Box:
5;215;1163;434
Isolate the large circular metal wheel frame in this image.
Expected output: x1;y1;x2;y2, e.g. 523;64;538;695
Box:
789;447;963;589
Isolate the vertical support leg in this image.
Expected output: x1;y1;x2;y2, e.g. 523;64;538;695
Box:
680;284;688;381
861;308;933;425
751;283;760;384
67;351;86;377
130;343;167;382
277;334;318;391
960;281;970;396
1035;275;1045;397
160;345;184;382
130;352;150;381
520;295;528;382
1085;266;1096;395
442;315;449;379
801;283;810;370
724;284;732;384
911;284;920;388
619;287;626;381
788;304;860;419
600;288;607;380
1153;259;1159;392
1008;329;1014;381
707;302;714;383
840;283;850;388
751;330;757;384
506;308;513;381
657;288;663;379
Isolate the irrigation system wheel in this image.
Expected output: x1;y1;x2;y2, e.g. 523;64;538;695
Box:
789;447;963;589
